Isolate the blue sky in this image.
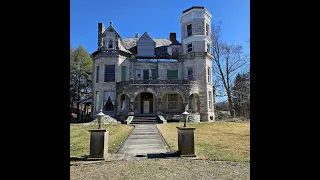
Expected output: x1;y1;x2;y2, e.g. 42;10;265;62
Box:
71;0;250;102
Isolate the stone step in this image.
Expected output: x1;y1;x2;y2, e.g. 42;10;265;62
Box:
132;119;159;121
130;121;160;124
134;117;158;120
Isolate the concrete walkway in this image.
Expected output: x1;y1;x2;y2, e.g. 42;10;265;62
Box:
117;124;169;156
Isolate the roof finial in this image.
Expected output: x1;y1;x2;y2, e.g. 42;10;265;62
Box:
110;21;113;26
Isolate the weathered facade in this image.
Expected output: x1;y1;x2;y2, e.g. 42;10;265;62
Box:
91;6;215;122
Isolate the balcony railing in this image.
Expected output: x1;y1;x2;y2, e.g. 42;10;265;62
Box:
117;79;198;85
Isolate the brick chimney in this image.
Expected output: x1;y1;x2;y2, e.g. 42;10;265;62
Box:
135;33;139;38
170;32;176;42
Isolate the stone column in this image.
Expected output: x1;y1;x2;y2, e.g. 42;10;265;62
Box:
128;101;135;116
88;129;109;160
157;97;162;115
176;127;196;157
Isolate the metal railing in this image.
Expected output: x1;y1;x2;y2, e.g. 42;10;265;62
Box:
117;79;198;85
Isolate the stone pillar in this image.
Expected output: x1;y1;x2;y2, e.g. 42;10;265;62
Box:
128;101;134;116
88;129;109;160
157;97;162;115
176;127;196;157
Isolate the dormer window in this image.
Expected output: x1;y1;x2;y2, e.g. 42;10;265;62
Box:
187;24;192;37
108;40;113;49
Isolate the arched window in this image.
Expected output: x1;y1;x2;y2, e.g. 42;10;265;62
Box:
108;40;113;49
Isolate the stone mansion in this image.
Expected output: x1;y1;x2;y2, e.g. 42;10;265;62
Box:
91;6;215;122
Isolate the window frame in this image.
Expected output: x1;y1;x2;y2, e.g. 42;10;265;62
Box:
187;43;193;52
187;67;194;80
208;91;212;109
207;66;211;84
206;23;209;36
187;24;192;37
108;40;113;49
104;65;115;82
168;94;178;110
95;91;99;112
96;66;100;83
103;91;115;111
167;70;178;80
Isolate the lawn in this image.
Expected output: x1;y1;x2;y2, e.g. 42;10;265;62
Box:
157;121;250;162
70;159;250;180
70;124;133;158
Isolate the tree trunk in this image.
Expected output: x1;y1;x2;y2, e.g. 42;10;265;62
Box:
227;93;235;118
83;104;87;116
76;102;80;119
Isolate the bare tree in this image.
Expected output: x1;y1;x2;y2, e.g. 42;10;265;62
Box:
211;21;248;117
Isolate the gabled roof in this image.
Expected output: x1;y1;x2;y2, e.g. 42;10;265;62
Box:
102;23;119;36
170;39;182;46
137;32;155;43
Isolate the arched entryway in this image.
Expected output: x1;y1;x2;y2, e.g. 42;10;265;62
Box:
134;92;158;115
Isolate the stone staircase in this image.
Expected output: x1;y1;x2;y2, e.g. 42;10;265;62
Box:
130;116;160;124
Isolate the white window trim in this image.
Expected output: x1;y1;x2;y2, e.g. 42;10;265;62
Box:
208;91;212;109
207;66;212;84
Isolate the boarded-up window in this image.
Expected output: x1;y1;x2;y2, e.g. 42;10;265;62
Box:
167;70;178;80
121;66;126;81
168;94;178;110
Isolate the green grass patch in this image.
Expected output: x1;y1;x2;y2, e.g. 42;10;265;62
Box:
157;121;250;162
70;124;133;158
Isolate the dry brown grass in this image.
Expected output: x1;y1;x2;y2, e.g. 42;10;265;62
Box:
70;124;133;158
157;121;250;162
70;159;250;180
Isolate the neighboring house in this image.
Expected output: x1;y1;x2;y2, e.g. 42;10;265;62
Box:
71;97;92;119
91;6;215;122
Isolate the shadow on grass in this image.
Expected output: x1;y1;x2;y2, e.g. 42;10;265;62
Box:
135;152;180;159
70;155;89;161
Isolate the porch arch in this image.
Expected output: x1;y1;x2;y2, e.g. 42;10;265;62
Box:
161;92;185;114
133;92;158;115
